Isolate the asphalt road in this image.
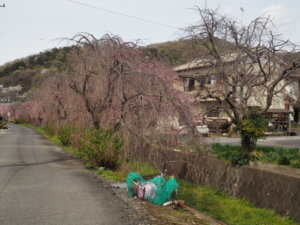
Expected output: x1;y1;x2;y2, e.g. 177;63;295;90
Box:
208;135;300;148
0;124;134;225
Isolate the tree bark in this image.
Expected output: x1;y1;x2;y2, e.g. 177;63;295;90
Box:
241;134;256;154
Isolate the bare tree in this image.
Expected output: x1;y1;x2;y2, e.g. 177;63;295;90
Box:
61;33;198;149
183;8;300;153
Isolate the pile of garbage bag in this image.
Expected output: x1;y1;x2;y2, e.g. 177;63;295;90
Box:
126;172;178;205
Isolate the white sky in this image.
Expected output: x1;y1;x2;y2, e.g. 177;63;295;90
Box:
0;0;300;65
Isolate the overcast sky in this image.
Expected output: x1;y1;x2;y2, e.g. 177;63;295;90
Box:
0;0;300;65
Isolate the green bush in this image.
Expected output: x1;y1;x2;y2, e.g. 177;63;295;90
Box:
58;125;74;146
44;125;56;137
236;109;268;154
230;152;250;166
15;117;26;124
77;128;124;170
291;161;300;168
277;156;291;165
211;144;249;166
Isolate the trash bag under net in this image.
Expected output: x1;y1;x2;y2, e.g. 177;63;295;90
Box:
126;172;178;205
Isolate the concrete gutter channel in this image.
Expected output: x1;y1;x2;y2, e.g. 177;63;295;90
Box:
249;161;300;178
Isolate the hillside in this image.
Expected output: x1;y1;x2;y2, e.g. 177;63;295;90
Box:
146;38;237;66
0;46;73;93
146;39;206;66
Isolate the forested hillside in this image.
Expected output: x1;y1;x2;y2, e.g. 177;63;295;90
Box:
0;46;73;92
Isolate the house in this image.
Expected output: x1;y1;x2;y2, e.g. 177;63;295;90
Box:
174;50;300;133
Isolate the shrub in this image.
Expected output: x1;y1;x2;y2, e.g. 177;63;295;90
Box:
44;124;56;137
236;109;268;154
77;128;124;170
58;125;74;146
291;161;300;168
15;117;26;124
230;152;250;166
211;144;249;166
277;156;290;165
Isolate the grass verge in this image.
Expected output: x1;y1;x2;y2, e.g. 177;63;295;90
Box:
95;160;159;181
211;143;300;168
19;123;77;154
20;124;298;225
178;180;296;225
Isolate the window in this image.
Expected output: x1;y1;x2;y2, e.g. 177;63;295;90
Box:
184;78;195;91
206;75;218;85
188;78;195;91
210;75;218;84
207;108;220;117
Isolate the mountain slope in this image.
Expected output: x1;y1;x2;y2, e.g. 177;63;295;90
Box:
0;46;72;92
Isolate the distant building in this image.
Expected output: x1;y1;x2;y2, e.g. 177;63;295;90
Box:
0;95;26;105
174;51;300;133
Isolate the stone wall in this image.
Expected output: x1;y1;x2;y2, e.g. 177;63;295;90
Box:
136;148;300;223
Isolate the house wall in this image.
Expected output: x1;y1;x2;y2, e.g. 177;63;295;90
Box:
176;59;290;123
193;101;229;120
247;86;285;109
286;81;299;102
286;81;300;123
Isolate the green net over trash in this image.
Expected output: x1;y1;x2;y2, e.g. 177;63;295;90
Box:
126;172;178;205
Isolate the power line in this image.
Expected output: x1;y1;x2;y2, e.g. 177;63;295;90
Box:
65;0;180;30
